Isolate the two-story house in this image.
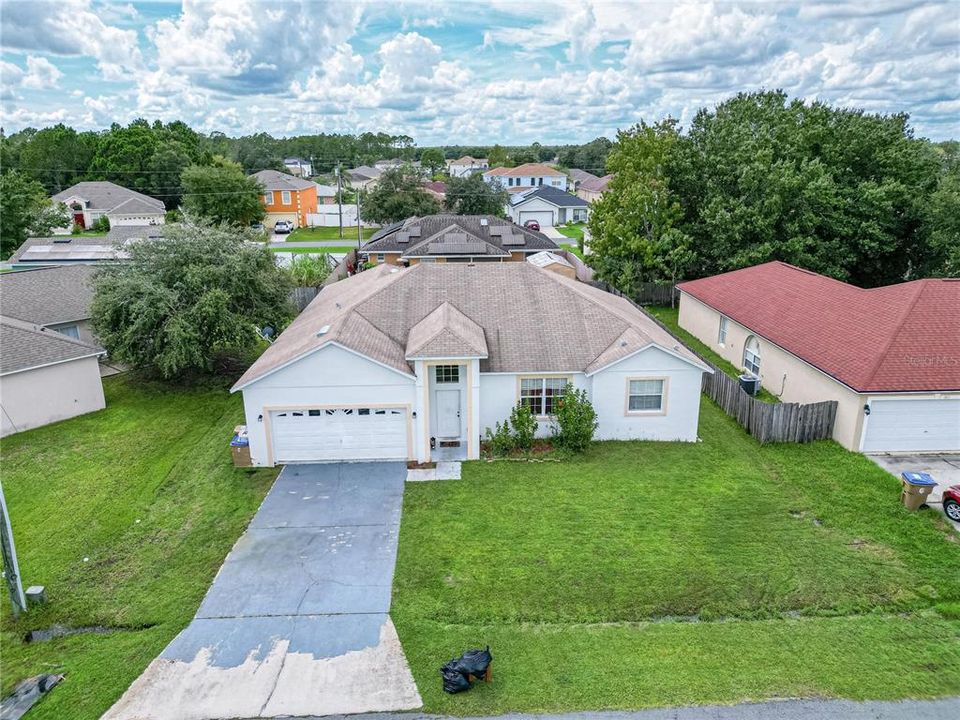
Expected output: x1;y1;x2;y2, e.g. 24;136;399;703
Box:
446;156;489;178
251;170;319;229
483;163;568;191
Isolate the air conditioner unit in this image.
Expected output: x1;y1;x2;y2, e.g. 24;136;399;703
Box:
738;374;760;396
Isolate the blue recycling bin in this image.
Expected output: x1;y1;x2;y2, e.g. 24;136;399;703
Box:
900;471;936;510
231;426;251;467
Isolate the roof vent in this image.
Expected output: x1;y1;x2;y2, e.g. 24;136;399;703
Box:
317;325;331;336
480;218;488;226
390;268;399;273
52;237;72;244
621;341;628;347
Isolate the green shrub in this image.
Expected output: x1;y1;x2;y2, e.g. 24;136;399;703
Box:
91;215;111;232
552;386;598;452
71;222;83;234
484;420;515;456
509;402;537;450
289;254;331;287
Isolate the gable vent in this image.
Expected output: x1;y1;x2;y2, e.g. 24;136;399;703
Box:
317;325;331;336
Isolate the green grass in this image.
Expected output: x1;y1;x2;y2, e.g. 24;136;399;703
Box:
269;245;355;254
0;376;278;720
555;223;586;242
559;243;586;260
285;226;376;241
646;305;779;402
392;397;960;714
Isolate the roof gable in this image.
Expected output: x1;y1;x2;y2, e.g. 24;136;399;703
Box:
0;315;103;375
52;182;164;214
405;302;488;359
250;169;315;191
363;214;558;257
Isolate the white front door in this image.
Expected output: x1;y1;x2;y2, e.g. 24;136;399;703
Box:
436;390;461;438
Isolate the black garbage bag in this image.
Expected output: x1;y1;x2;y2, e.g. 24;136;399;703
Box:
457;646;492;676
440;660;471;694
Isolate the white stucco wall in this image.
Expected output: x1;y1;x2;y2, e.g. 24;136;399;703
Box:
479;372;590;439
678;292;868;449
590;347;704;441
239;344;418;466
0;356;105;437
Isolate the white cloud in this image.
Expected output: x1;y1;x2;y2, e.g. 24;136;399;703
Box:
22;56;63;89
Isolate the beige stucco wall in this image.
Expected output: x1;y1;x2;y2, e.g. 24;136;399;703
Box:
678;292;867;450
1;356;106;437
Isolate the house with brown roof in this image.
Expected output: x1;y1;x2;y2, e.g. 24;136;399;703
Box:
677;262;960;453
483;163;568;191
361;214;560;266
232;262;711;465
577;173;613;203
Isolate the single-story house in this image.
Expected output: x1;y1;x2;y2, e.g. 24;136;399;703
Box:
362;214;559;266
484;163;568;191
577;173;613;203
423;180;447;201
447;156;488;178
347;165;384;190
315;183;338;205
283;157;313;177
232;262;711;465
9;226;166;267
507;186;589;228
53;181;166;230
0;315;105;437
677;262;960;453
251;169;319;229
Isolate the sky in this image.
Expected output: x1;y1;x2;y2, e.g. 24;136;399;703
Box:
0;0;958;144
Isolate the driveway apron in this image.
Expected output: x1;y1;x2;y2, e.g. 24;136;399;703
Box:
102;462;422;719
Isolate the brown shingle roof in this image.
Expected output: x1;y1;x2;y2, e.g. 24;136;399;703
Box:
406;302;488;359
233;263;707;390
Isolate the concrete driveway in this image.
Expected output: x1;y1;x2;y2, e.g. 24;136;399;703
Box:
103;462;421;720
868;453;960;530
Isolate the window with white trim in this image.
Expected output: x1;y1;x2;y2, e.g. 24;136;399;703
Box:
281;190;292;205
743;335;761;376
718;316;728;345
520;377;568;416
264;192;274;205
628;379;664;412
435;365;460;383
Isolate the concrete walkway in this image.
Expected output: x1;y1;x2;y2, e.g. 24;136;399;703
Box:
102;462;421;720
312;697;960;720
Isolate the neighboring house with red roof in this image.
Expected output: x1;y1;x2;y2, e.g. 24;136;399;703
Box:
576;173;613;203
677;262;960;453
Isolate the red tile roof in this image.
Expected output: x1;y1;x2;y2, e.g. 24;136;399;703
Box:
678;262;960;393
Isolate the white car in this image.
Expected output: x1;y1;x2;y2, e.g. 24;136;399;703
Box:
274;221;294;234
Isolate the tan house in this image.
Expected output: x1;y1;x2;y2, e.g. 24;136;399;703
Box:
677;262;960;453
576;174;613;203
361;215;560;266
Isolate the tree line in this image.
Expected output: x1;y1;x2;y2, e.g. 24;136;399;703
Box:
589;91;959;290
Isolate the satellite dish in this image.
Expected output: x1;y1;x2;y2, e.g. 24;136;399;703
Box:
261;326;275;339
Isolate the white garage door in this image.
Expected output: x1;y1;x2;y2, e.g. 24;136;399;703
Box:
271;406;408;463
519;210;555;228
862;398;960;452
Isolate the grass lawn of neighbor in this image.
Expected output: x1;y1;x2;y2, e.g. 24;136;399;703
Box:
269;245;356;254
285;226;377;242
393;396;960;714
556;223;586;242
646;305;779;403
0;376;278;720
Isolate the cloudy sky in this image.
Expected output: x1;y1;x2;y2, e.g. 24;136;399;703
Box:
1;0;957;143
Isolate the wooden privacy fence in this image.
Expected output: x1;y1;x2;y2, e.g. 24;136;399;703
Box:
590;280;680;306
701;367;838;444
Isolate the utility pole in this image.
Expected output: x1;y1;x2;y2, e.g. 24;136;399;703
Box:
0;482;27;618
336;162;344;240
356;192;362;250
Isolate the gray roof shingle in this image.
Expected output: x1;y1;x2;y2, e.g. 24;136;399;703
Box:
9;225;166;265
0;265;95;325
233;263;708;389
363;215;558;257
0;315;103;375
52;182;165;214
510;186;589;208
250;169;315;192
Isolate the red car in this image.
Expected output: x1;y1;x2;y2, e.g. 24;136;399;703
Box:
523;219;540;231
944;485;960;522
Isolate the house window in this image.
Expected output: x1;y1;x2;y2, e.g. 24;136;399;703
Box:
281;191;292;205
264;192;274;205
743;335;761;376
520;377;568;416
435;365;460;383
55;324;80;340
627;378;665;412
718;316;728;345
374;253;383;263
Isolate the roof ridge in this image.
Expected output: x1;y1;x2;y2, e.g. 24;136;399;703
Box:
859;279;928;389
0;314;101;350
406;301;486;357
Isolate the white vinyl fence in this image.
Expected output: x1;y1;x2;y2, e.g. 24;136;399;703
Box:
306;204;376;228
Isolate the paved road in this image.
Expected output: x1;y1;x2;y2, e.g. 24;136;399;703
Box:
311;697;960;720
103;462;421;720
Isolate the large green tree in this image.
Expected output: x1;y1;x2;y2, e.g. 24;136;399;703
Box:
443;173;508;216
0;170;70;257
15;124;97;194
360;165;440;224
90;218;292;379
588;120;692;291
181;158;265;226
419;147;446;177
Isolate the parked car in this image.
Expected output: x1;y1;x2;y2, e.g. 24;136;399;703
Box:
523;219;540;231
274;220;294;234
943;485;960;522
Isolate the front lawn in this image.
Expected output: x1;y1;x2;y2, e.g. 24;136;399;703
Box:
647;305;778;402
393;398;960;714
285;226;377;242
556;223;586;242
0;376;277;720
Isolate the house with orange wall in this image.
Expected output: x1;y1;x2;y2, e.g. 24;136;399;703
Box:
250;169;318;229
